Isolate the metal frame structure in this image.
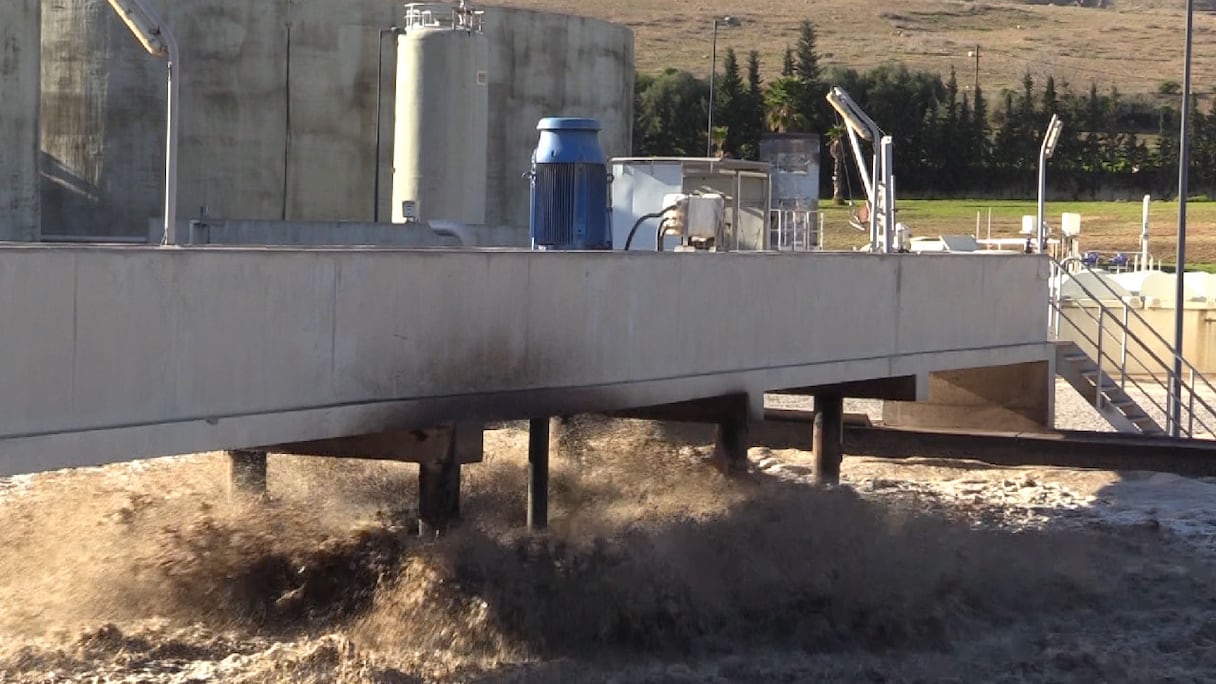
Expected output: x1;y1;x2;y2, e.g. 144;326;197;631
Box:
826;87;896;253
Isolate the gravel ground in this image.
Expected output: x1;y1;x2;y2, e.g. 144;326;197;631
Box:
3;408;1216;683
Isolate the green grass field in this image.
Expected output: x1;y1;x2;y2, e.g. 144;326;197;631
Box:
818;199;1216;265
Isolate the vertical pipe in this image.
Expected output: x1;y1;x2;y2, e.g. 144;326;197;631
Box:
374;30;385;222
162;36;180;245
373;27;398;223
528;417;549;530
1172;0;1194;438
1036;148;1047;254
707;20;718;157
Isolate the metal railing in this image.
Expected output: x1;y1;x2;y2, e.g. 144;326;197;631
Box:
1049;256;1216;438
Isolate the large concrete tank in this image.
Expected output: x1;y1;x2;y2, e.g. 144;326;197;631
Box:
39;0;395;238
40;2;629;242
0;0;40;241
391;3;489;225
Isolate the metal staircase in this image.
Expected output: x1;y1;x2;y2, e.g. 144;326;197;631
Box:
1054;340;1165;436
1048;256;1216;439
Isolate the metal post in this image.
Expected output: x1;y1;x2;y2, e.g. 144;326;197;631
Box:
813;394;843;485
973;45;980;94
163;40;179;246
1189;368;1196;437
1095;307;1105;409
1141;194;1151;271
707;20;718;157
528;417;549;530
1172;0;1195;438
1037;114;1062;254
1121;305;1129;388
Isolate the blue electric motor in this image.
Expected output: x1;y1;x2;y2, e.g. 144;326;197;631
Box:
529;117;612;250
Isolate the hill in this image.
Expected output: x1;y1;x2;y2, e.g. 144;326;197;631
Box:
499;0;1216;99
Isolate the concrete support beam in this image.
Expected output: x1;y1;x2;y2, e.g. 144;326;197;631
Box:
882;361;1053;433
528;417;549;531
813;395;844;485
226;449;268;498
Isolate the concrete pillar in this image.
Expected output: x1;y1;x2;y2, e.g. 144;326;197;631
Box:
226;449;268;498
882;361;1053;433
813;394;843;485
0;0;40;241
528;417;549;530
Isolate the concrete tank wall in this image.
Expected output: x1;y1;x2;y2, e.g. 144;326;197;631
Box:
40;3;632;239
1;0;40;240
483;8;634;233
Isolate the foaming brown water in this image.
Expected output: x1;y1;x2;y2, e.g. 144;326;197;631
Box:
0;418;1201;682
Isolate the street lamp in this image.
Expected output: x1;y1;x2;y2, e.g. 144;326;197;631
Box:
967;44;979;93
1170;0;1195;437
1036;113;1063;254
106;0;180;246
707;15;741;157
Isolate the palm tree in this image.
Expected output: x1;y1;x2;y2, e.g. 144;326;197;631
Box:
826;123;848;205
763;76;807;133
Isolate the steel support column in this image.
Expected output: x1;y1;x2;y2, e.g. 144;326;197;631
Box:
813;394;844;485
528;417;550;530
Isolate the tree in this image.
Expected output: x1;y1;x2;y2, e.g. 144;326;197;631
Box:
715;48;746;157
793;20;825;131
740;50;765;160
635;68;710;156
826;124;848;204
763;76;807;133
781;47;795;77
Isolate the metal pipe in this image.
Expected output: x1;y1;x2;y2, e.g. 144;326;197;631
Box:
1172;0;1195;438
1036;114;1062;254
707;20;718;157
105;0;180;246
164;36;179;246
373;26;400;223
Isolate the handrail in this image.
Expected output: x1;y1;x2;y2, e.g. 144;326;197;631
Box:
1051;256;1216;399
1049;256;1216;437
1051;295;1215;436
1049;297;1179;431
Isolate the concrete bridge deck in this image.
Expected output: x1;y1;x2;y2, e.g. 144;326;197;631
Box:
0;246;1051;478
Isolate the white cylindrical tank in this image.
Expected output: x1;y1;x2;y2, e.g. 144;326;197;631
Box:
392;3;489;225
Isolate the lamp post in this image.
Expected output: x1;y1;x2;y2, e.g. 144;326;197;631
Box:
1170;0;1195;437
106;0;179;246
1036;113;1063;254
967;44;979;94
707;15;740;157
